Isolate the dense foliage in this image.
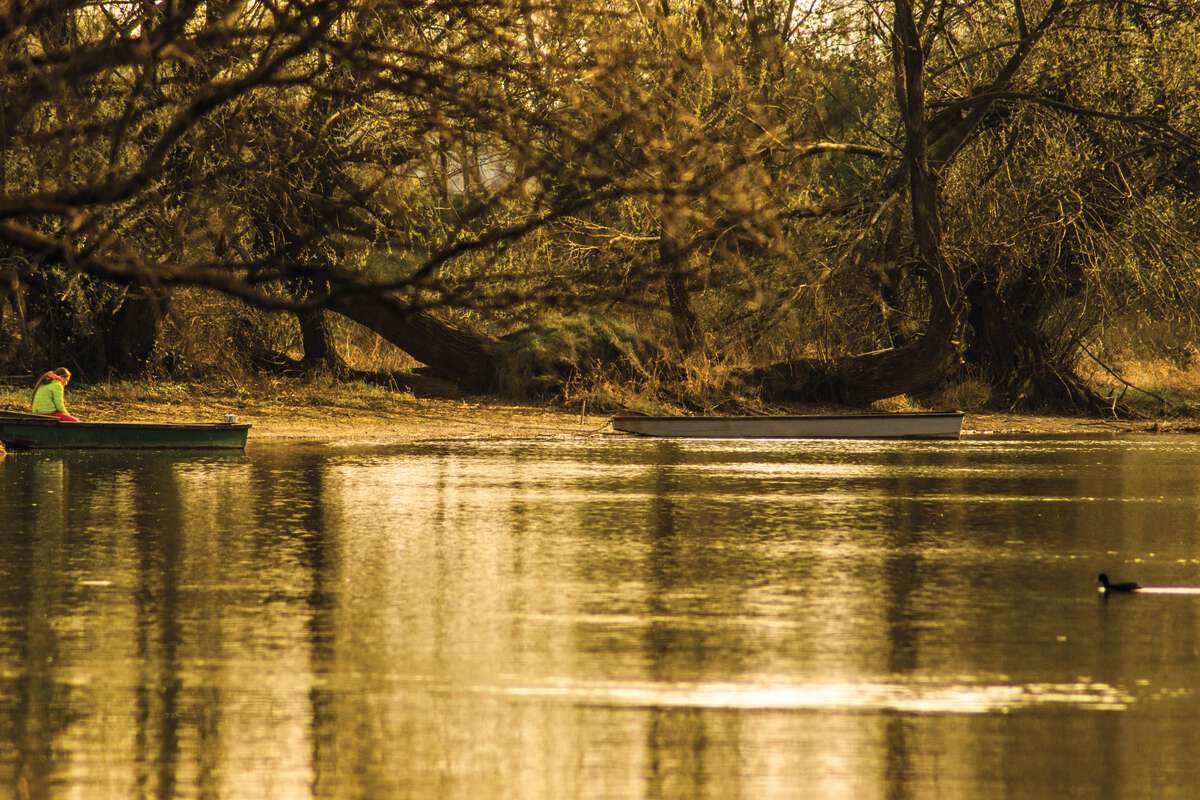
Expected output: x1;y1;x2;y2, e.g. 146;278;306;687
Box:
1;0;1197;410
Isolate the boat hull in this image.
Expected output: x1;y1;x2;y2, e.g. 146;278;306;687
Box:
0;414;250;450
610;412;964;440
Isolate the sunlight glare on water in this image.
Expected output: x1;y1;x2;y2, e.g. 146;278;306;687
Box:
492;677;1132;713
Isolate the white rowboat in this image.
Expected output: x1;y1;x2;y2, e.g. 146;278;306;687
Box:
609;411;964;440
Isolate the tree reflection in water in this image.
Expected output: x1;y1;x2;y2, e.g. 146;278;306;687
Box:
0;439;1199;797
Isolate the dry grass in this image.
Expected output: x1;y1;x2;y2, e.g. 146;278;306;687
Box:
560;367;682;416
1078;356;1200;415
0;375;415;419
921;376;993;412
559;347;774;416
871;394;924;412
0;375;606;442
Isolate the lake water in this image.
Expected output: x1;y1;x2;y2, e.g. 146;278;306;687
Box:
1;434;1199;798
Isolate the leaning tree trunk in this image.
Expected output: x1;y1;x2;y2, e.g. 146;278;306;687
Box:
750;291;959;404
328;297;670;398
329;298;499;392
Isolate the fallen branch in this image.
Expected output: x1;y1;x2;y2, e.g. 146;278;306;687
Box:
1078;341;1172;416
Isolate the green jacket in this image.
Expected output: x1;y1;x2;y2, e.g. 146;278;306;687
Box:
32;380;67;414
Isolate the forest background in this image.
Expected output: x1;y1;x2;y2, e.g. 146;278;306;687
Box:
2;0;1199;418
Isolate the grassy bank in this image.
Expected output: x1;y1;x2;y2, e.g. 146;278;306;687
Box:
3;371;1200;443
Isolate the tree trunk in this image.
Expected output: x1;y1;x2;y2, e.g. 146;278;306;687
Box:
965;267;1117;413
297;309;347;374
102;287;165;376
328;298;498;392
752;0;964;406
660;233;698;354
751;293;958;404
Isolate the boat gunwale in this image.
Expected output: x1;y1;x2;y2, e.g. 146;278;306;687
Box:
0;411;249;432
0;443;246;450
0;421;251;431
608;411;964;440
0;419;249;431
609;411;963;422
0;411;250;449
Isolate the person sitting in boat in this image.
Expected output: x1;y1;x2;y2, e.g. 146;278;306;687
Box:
31;368;80;422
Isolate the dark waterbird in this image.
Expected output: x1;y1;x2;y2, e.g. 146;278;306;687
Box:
1098;573;1140;593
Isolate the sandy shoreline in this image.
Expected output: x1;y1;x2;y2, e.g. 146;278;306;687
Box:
26;395;1196;444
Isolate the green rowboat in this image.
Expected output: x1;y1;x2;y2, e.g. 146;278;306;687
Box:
0;410;250;450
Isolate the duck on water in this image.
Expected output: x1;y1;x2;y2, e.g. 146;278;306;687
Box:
1098;573;1140;593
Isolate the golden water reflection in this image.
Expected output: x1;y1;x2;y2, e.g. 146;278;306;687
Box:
1;438;1200;798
